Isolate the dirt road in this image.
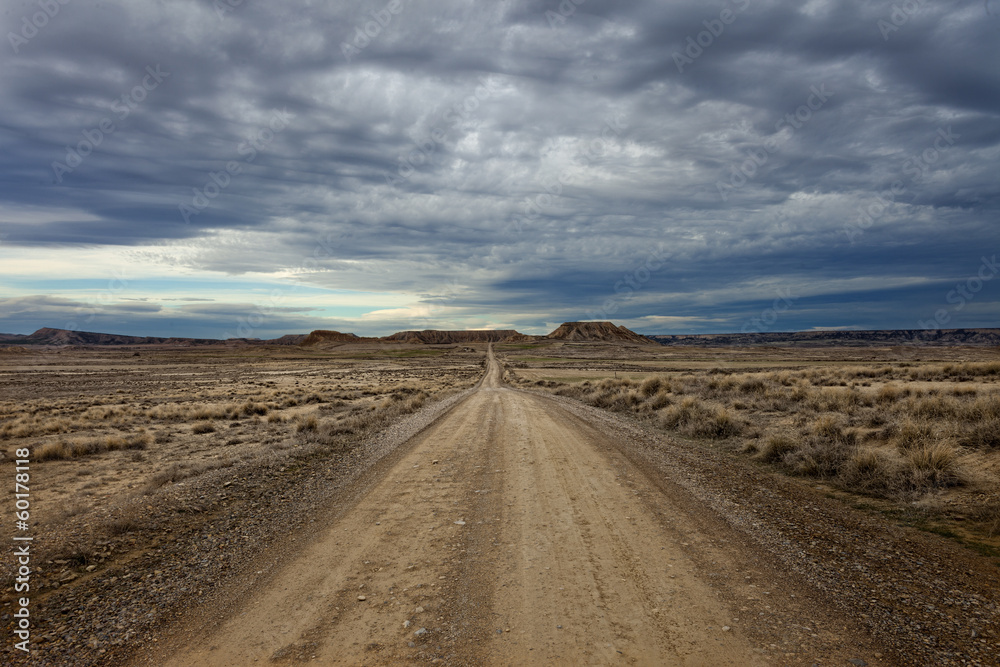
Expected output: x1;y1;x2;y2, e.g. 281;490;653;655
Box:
147;347;903;666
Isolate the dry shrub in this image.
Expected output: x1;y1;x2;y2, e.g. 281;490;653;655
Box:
687;408;745;439
296;415;319;433
658;397;700;430
59;541;98;567
317;390;430;444
875;384;907;404
904;443;967;489
890;419;933;451
738;377;768;395
963;395;1000;421
960;418;1000;449
239;401;269;416
142;459;233;493
704;376;737;397
144;464;188;490
102;505;144;536
149;402;234;422
35;441;71;462
785;439;853;478
639;377;664;397
770;371;795;387
590;387;630;411
788;386;810;404
813;415;857;446
192;422;216;434
755;435;797;463
34;432;149;461
648;389;672;410
840;447;906;494
905;395;961;420
820;387;868;413
554;385;586;399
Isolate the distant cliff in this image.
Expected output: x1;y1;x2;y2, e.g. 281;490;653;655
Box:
648;328;1000;347
379;329;522;344
299;330;367;347
545;321;657;344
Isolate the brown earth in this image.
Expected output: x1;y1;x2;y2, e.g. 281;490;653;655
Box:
133;347;1000;667
379;330;523;345
5;344;1000;665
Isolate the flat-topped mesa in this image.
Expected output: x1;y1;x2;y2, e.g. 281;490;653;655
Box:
299;330;364;346
545;321;657;344
19;327;222;346
380;330;521;345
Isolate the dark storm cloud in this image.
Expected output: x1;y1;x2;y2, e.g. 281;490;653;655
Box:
1;0;998;336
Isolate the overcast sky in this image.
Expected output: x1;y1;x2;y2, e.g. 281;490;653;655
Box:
1;0;998;338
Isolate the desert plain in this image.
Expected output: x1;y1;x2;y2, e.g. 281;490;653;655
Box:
2;331;999;666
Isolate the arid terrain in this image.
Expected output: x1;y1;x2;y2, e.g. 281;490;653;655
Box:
2;332;1000;665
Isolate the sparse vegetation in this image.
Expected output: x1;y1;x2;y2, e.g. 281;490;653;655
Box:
507;351;1000;518
33;432;150;461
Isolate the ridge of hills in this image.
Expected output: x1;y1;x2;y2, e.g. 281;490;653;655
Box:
649;328;1000;347
2;324;999;349
0;322;651;348
380;329;522;345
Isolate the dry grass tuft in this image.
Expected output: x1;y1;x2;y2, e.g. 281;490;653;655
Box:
639;376;664;397
756;435;797;463
960;418;1000;449
904;443;968;489
34;432;150;461
296;415;319;433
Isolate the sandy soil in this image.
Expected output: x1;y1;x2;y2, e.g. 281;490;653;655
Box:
147;349;884;666
5;344;997;665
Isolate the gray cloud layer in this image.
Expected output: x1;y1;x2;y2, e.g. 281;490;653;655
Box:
1;0;998;337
